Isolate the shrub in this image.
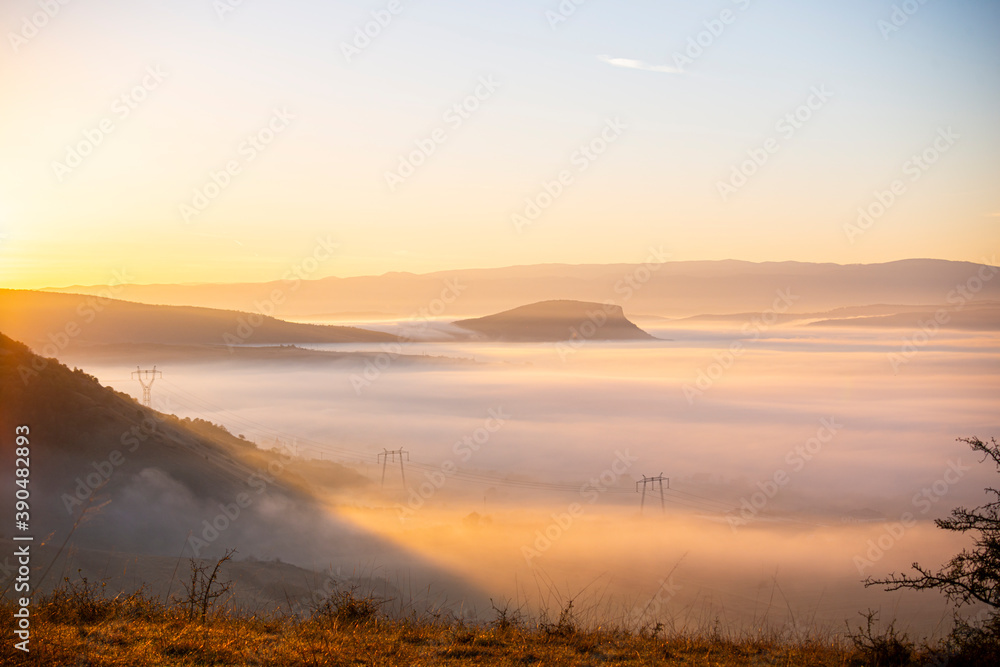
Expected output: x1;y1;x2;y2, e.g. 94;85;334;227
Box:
311;586;384;626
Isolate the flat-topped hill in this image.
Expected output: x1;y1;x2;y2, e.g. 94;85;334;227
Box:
453;300;654;342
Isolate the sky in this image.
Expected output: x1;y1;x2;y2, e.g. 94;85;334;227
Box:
1;0;998;288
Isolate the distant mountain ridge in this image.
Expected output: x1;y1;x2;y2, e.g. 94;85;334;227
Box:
453;300;654;342
39;258;1000;319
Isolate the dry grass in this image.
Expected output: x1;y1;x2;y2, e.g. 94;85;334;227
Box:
1;616;858;666
0;584;869;667
7;572;1000;667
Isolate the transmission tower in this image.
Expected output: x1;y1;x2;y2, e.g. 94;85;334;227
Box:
378;448;409;488
131;365;162;407
636;473;668;515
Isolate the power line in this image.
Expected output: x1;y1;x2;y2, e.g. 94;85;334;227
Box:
669;488;740;511
147;379;823;525
159;384;728;507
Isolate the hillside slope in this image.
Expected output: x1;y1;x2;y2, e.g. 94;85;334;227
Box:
0;332;329;554
0;289;397;351
0;333;434;573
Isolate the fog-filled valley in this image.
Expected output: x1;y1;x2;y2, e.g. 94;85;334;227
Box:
14;274;991;639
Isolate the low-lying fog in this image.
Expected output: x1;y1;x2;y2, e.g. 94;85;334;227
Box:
65;320;999;637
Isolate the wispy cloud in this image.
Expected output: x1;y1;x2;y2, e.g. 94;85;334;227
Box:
598;55;682;75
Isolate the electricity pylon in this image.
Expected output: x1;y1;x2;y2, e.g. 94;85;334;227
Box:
131;365;162;407
636;473;668;515
378;448;409;488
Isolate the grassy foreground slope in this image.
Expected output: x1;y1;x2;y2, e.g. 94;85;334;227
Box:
1;586;861;667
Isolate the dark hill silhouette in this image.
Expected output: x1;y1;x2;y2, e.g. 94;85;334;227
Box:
0;331;493;612
0;331;326;554
453;300;654;342
0;289;397;350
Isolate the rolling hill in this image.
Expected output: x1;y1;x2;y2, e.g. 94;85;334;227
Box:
453;300;654;342
0;289;398;352
807;301;1000;330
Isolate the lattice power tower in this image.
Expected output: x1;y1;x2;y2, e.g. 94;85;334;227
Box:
636;473;669;515
131;366;162;407
378;448;409;488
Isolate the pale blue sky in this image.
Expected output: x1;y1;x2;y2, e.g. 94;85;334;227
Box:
1;0;997;286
